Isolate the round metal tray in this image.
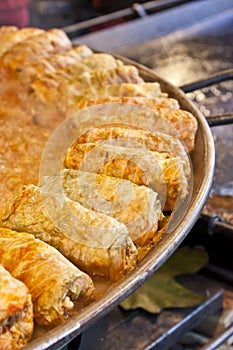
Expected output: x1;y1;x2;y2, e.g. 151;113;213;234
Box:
24;57;215;350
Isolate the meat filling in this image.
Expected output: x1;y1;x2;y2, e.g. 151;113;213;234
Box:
0;310;21;334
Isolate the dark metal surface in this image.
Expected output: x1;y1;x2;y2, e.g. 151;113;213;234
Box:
202;264;233;286
205;113;233;127
79;283;223;350
198;214;233;239
73;0;233;51
198;324;233;350
180;69;233;93
63;0;198;38
118;8;233;86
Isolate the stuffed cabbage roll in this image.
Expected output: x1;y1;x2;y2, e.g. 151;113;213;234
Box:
2;186;138;282
71;126;191;177
72;95;179;112
28;65;143;130
30;53;124;104
68;97;197;152
43;169;163;247
64;142;188;211
16;45;94;84
0;265;33;350
2;28;72;70
0;27;44;57
0;228;95;326
31;64;143;109
74;82;164;100
0;26;18;33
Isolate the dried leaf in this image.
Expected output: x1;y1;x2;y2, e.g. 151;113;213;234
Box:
120;246;209;313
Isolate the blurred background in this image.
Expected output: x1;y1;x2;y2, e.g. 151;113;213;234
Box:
0;0;151;29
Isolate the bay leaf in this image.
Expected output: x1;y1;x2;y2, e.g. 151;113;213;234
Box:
120;246;209;313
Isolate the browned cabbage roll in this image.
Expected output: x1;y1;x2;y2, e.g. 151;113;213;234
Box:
68;97;197;152
71;126;191;177
30;53;124;105
2;29;72;70
2;186;138;282
0;27;44;57
31;65;143;109
0;228;95;326
74;82;164;100
0;265;33;350
16;45;94;84
72;95;180;112
64;142;188;211
0;26;18;33
62;65;144;100
28;65;143;130
43;169;163;247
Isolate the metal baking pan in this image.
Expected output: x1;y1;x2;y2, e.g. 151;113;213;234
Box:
23;56;215;350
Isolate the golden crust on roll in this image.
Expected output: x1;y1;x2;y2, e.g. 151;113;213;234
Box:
68;96;197;152
73;82;164;100
26;65;144;131
30;65;144;116
0;265;33;350
43;169;164;247
29;53;125;104
15;45;94;85
0;228;95;326
2;29;72;70
0;27;44;57
71;126;191;177
64;142;188;211
2;185;138;282
71;95;180;112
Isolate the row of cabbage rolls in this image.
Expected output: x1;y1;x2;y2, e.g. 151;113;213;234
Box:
0;26;197;349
